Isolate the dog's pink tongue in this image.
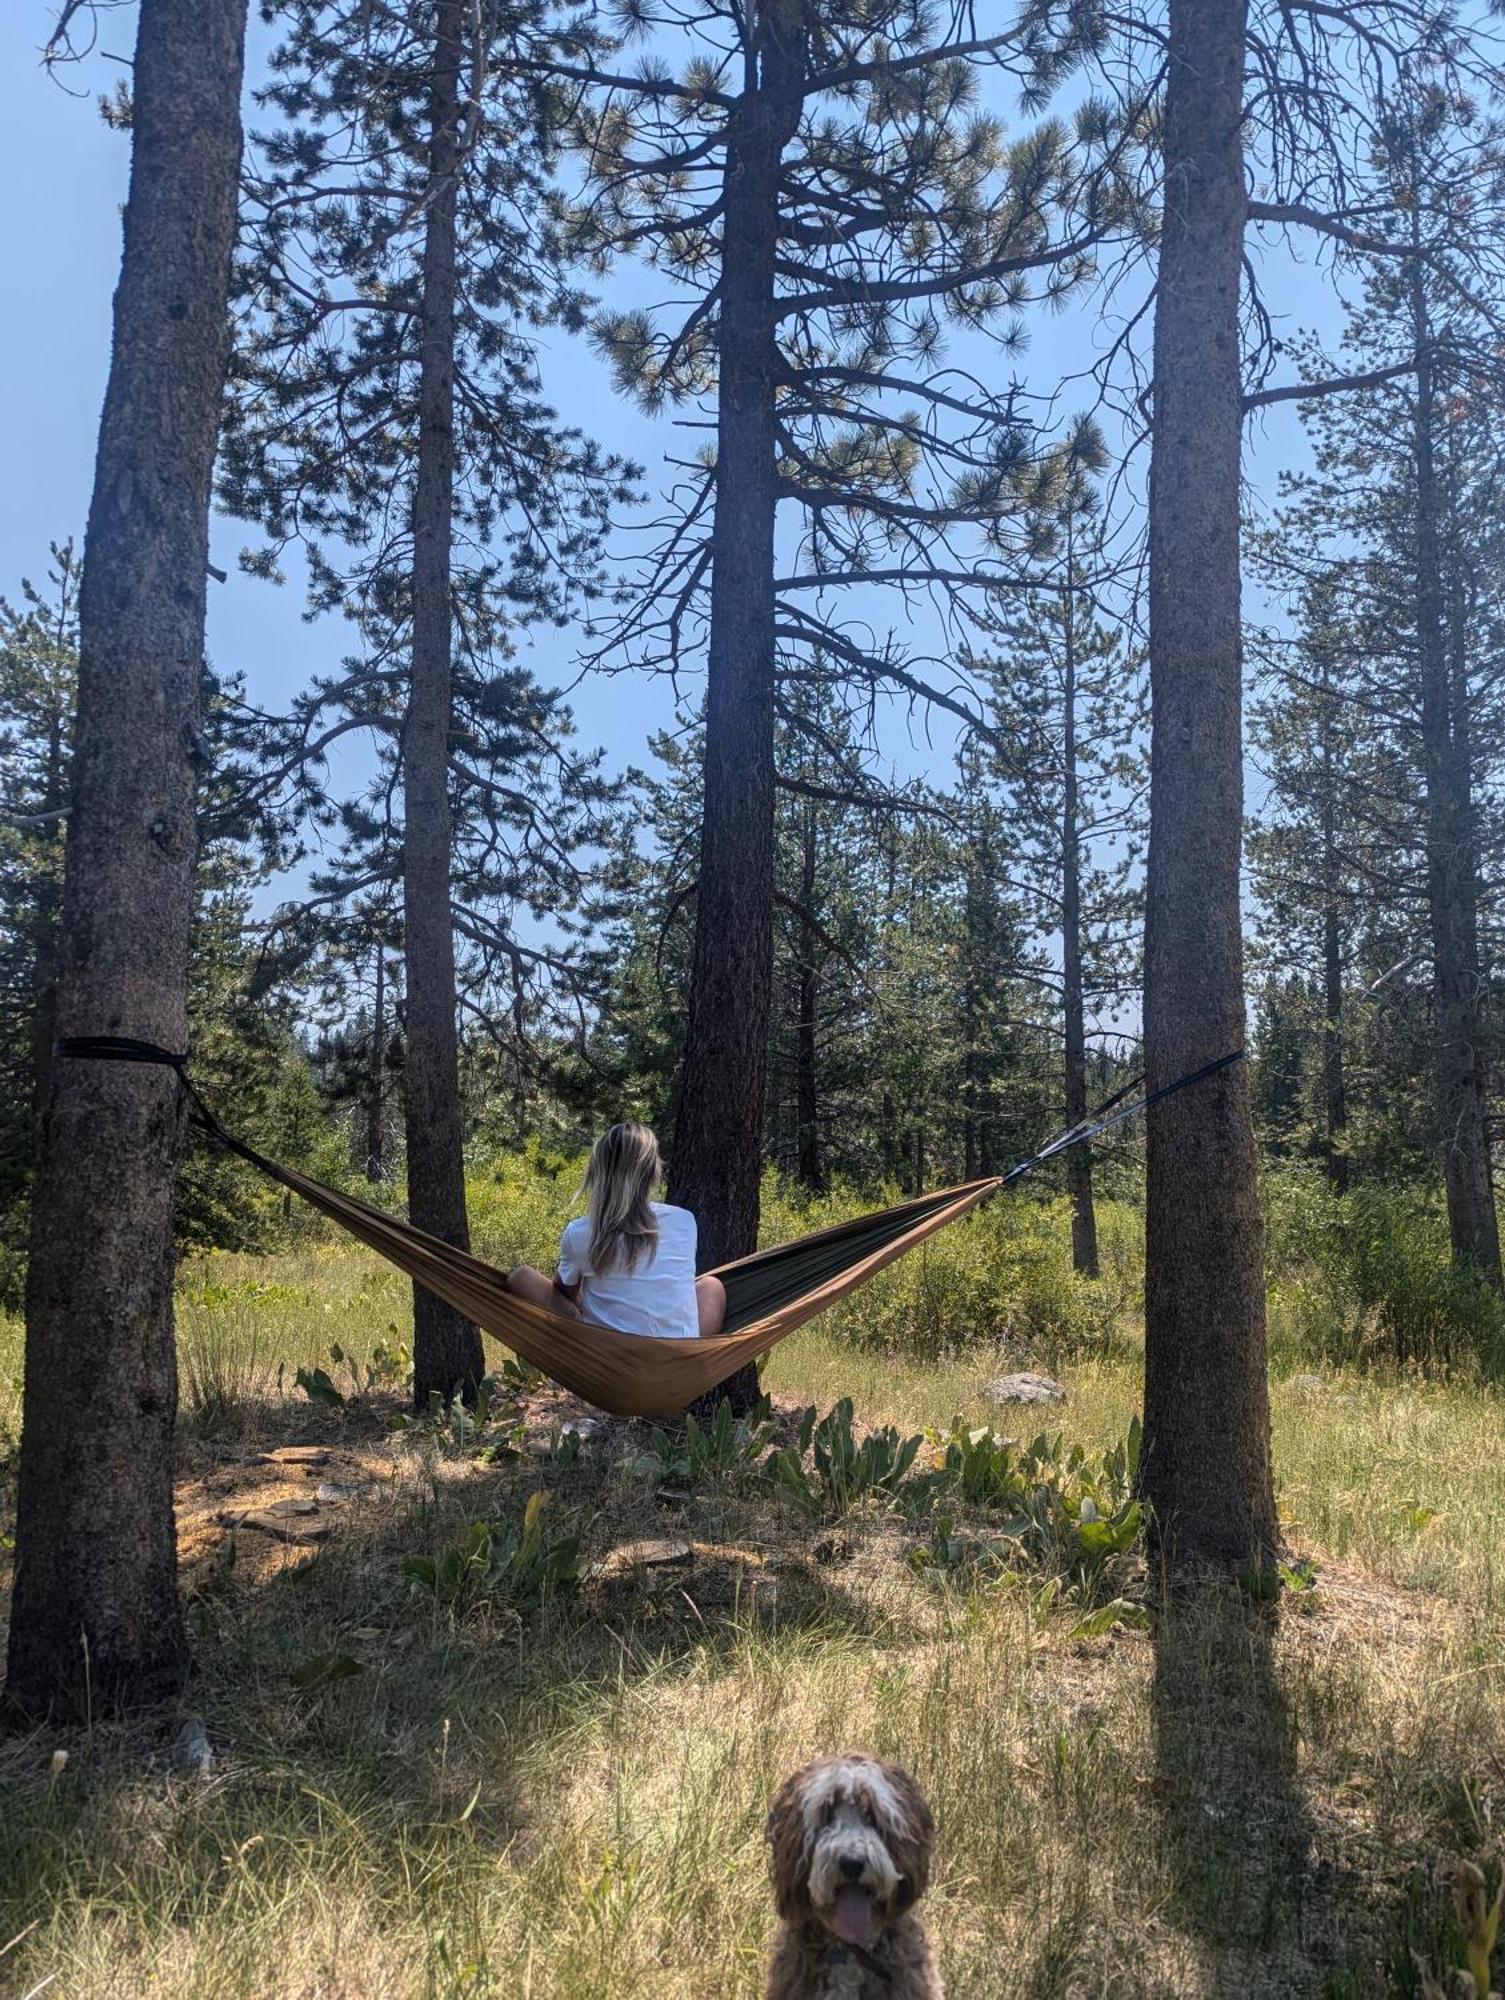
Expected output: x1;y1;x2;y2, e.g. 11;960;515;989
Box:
834;1888;875;1946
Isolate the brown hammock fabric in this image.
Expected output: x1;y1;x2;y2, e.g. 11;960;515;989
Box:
238;1154;1003;1417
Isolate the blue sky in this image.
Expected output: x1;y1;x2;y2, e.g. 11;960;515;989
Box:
0;7;1338;863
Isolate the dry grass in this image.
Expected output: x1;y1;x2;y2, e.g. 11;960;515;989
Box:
0;1231;1503;1997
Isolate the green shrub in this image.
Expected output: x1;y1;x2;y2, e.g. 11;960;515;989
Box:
629;1396;780;1489
466;1141;583;1271
401;1491;579;1613
763;1398;925;1518
918;1417;1145;1595
761;1176;1138;1364
1265;1168;1505;1377
391;1377;528;1461
759;1395;1147;1612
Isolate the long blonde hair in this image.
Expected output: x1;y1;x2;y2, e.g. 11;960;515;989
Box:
584;1123;662;1274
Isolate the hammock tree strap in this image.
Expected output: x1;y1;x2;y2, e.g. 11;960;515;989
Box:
53;1037;1245;1418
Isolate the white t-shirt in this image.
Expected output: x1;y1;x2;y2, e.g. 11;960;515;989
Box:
557;1202;700;1341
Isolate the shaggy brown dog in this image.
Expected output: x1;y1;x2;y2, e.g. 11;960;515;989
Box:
764;1753;942;1998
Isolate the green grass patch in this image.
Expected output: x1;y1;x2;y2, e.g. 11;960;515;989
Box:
2;1162;1505;1995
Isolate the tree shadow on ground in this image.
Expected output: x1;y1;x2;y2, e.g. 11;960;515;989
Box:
1150;1577;1369;1997
0;1403;928;1984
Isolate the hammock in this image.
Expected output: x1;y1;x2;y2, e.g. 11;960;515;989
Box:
55;1039;1244;1419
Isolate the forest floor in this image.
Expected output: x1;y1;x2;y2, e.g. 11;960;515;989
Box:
2;1236;1505;1998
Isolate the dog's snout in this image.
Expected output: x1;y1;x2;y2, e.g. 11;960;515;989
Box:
839;1854;866;1883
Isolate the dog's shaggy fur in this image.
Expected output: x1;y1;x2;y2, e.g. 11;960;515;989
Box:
764;1753;942;1999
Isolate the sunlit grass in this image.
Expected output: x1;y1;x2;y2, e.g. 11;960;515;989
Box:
2;1170;1504;1995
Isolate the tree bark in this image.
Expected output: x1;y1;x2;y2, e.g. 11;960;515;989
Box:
1061;550;1100;1277
367;940;386;1183
670;3;805;1413
27;701;69;1154
404;0;486;1404
1140;0;1278;1568
1319;707;1349;1195
795;808;824;1192
6;0;248;1718
1409;262;1502;1288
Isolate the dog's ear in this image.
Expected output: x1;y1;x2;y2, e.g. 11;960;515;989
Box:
881;1762;934;1913
765;1768;814;1921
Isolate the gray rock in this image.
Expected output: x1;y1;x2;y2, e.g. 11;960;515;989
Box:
221;1507;331;1544
173;1718;214;1779
983;1372;1067;1407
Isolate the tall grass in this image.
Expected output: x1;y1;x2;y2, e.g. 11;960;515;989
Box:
2;1154;1505;1994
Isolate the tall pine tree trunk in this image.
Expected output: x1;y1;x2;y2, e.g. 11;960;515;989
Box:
6;0;248;1717
1321;903;1349;1195
1061;559;1100;1277
1319;713;1349;1195
27;710;68;1153
367;940;386;1183
1409;265;1502;1288
670;3;804;1411
795;809;824;1191
1140;0;1277;1567
404;0;486;1404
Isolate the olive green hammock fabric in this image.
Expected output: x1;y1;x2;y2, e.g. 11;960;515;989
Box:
55;1037;1244;1420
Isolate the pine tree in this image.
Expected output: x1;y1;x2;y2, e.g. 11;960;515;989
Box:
0;542;79;1196
1080;0;1504;1565
7;0;249;1718
970;430;1146;1274
225;0;634;1400
569;1;1139;1285
1248;92;1505;1271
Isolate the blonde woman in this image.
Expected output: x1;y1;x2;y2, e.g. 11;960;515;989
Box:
507;1123;727;1340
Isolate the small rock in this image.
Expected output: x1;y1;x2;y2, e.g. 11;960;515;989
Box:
173;1718;214;1779
590;1538;694;1582
314;1482;365;1504
984;1372;1067;1406
221;1508;332;1544
263;1497;320;1517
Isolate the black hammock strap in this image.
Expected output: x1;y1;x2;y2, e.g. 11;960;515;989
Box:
53;1035;1245;1417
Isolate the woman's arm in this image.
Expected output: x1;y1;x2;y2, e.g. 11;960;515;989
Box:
554;1225;585;1308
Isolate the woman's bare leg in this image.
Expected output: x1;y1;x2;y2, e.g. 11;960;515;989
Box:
696;1274;727;1338
507;1265;583;1320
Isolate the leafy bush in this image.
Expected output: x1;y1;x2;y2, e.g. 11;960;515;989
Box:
465;1141;582;1273
760;1176;1138;1364
328;1338;410;1398
763;1398;924;1518
391;1376;527;1462
761;1395;1147;1610
630;1396;780;1488
1266;1169;1505;1377
919;1418;1145;1593
401;1491;578;1613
